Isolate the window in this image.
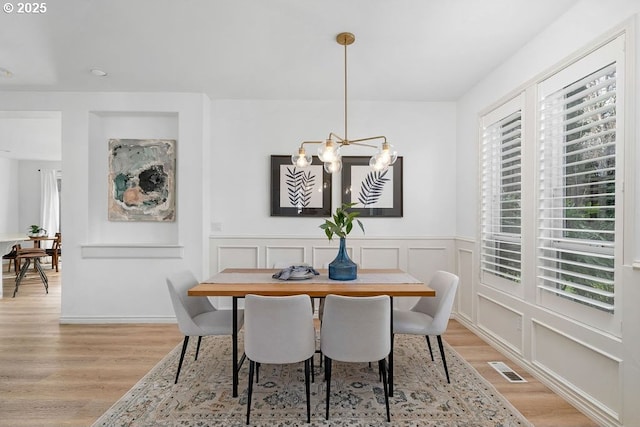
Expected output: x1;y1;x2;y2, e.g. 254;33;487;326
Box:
538;37;623;314
481;96;523;288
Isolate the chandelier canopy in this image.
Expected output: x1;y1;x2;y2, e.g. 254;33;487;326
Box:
291;32;398;174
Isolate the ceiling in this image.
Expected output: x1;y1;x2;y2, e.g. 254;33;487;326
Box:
0;0;578;160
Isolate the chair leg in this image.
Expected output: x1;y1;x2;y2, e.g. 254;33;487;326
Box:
425;335;434;361
304;358;311;423
13;258;31;297
310;355;315;383
378;359;391;422
34;258;48;293
437;335;450;383
324;356;332;420
195;336;202;360
246;360;255;425
256;362;260;383
175;336;189;384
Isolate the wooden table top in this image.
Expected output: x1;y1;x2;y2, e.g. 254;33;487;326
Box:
188;268;435;298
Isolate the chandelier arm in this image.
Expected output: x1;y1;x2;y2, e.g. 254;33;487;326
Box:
328;132;346;143
299;140;324;149
347;135;388;147
347;141;379;149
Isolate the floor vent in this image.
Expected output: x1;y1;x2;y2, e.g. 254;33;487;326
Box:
488;361;527;383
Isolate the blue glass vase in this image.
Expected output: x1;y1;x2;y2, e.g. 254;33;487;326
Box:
328;237;357;281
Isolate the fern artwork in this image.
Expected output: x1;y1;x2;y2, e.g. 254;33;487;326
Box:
270;155;331;217
285;167;315;208
357;169;390;207
341;156;403;217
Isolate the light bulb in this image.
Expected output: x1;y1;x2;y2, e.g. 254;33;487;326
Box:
379;143;398;165
324;159;342;174
291;148;312;167
318;140;341;162
369;154;389;172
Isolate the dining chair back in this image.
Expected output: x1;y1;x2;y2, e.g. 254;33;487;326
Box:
320;294;391;422
244;294;316;424
45;233;62;272
393;270;459;383
166;270;244;384
2;244;21;275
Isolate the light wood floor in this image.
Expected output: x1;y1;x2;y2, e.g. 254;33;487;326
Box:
0;265;598;427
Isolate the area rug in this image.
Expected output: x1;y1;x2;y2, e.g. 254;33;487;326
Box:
92;334;532;426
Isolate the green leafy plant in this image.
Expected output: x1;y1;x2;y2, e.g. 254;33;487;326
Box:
319;202;365;241
29;225;46;235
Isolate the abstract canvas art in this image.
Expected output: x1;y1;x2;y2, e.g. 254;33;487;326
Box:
108;139;176;221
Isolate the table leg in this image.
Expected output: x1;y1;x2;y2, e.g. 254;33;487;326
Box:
232;296;238;397
389;296;394;396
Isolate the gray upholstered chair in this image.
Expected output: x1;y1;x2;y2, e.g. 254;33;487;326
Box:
320;294;391;422
392;270;459;383
244;294;316;424
166;270;244;384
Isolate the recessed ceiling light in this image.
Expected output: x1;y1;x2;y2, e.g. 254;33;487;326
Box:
90;68;108;77
0;67;13;78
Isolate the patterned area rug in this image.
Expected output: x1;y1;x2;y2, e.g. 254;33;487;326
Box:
93;334;532;426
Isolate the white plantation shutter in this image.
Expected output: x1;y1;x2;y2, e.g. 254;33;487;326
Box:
537;40;621;312
481;103;522;285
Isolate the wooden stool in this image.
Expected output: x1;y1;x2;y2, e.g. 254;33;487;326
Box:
13;249;49;297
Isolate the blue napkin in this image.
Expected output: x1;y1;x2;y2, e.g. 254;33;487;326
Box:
272;265;320;280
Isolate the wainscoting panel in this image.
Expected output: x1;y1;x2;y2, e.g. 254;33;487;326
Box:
360;246;401;269
266;246;306;267
456;245;474;322
313;244;354;268
210;237;454;276
477;293;524;355
217;245;259;270
532;320;621;420
406;246;450;282
209;236;455;312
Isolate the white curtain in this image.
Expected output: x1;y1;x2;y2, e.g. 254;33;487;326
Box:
40;169;60;248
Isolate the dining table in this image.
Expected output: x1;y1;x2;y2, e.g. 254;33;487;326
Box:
188;268;436;397
28;235;57;248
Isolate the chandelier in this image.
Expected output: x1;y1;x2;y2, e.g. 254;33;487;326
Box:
291;32;398;174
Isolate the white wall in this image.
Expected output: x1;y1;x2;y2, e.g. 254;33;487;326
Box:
210;100;457;237
455;2;640;426
0;157;21;260
0;157;19;233
0;91;210;323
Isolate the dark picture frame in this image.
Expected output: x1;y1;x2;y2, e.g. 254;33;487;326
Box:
341;156;403;217
270;155;332;217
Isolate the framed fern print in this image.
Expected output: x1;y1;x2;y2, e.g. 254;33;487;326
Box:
341;156;403;217
270;155;332;217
